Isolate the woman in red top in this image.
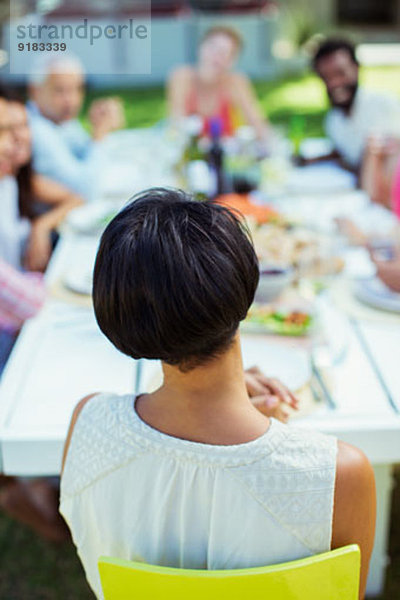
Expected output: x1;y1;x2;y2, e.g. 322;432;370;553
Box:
168;27;269;139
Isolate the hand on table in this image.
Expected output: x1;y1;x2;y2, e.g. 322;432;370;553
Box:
335;217;368;246
89;98;125;140
372;255;400;293
245;366;299;423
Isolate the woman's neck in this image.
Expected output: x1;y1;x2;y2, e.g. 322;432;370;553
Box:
197;64;225;87
135;335;270;445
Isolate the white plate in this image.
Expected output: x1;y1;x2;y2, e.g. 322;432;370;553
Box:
355;277;400;313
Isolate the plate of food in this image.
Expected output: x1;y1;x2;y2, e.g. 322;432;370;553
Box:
214;193;284;226
248;223;345;279
242;302;314;337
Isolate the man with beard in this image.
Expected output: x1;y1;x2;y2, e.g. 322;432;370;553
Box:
313;38;400;171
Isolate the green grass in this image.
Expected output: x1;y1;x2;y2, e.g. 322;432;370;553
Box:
0;513;92;599
82;66;400;138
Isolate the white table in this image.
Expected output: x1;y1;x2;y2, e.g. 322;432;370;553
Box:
1;178;399;596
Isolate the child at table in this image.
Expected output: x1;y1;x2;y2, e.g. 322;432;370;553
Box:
60;188;375;600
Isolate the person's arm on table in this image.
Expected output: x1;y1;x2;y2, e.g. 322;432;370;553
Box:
33;174;83;208
331;441;376;600
24;176;83;272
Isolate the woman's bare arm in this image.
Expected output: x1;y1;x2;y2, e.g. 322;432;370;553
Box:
332;441;376;600
33;174;83;208
24;176;83;272
230;73;270;140
167;66;194;122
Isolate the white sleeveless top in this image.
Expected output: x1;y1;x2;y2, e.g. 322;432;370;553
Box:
60;393;337;599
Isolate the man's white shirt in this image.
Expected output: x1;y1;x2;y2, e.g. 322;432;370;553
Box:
325;87;400;168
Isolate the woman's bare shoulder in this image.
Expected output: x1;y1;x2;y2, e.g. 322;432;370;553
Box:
336;440;374;483
229;71;252;87
169;65;195;82
61;393;99;474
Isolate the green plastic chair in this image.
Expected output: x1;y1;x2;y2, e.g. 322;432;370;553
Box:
98;545;360;600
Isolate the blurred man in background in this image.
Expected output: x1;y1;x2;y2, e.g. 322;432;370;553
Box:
27;54;125;201
313;38;400;171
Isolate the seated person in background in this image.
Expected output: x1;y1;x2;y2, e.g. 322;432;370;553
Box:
0;97;73;544
0;98;46;374
168;27;269;139
313;38;400;171
27;54;125;201
0;98;27;270
61;188;375;600
0;86;83;272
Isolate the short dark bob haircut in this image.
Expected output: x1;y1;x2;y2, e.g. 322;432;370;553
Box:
93;188;259;371
313;38;358;72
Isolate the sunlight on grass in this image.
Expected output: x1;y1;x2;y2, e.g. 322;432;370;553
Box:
258;74;328;116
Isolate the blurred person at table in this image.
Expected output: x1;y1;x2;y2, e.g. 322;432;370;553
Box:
61;188;375;600
313;38;400;171
0;96;68;542
0;85;83;272
0;98;46;373
27;54;125;201
168;27;269;139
